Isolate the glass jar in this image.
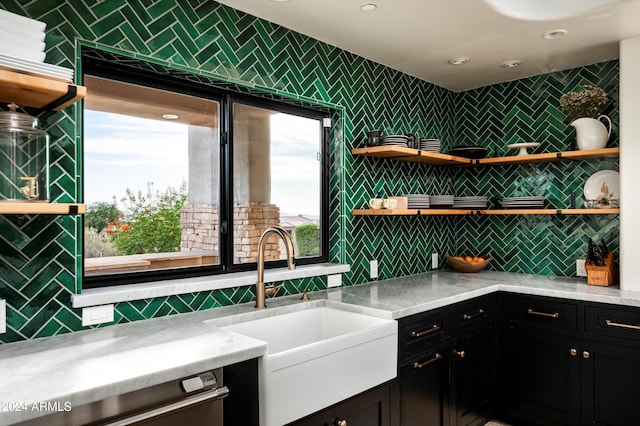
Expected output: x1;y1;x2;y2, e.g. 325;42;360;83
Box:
0;103;50;202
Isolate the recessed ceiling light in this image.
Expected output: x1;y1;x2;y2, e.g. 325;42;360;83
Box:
361;3;377;11
448;57;470;65
162;114;179;120
542;29;568;40
501;60;522;68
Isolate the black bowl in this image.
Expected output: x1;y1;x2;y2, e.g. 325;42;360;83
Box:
448;146;489;159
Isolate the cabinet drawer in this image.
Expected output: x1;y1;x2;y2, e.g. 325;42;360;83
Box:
453;295;494;331
398;307;450;361
508;296;577;333
585;305;640;342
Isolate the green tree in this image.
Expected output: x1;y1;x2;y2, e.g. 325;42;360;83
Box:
85;201;121;233
110;183;187;255
294;223;320;256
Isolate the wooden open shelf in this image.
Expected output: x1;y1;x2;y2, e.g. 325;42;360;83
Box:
353;209;474;216
351;146;472;166
0;68;85;110
476;147;620;165
0;203;85;215
479;208;619;215
353;208;619;216
351;146;619;166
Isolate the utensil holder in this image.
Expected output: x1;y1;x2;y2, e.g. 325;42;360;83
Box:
585;253;616;286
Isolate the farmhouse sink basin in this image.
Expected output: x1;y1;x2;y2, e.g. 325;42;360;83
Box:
221;306;398;426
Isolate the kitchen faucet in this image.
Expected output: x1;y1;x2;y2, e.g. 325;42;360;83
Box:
256;226;295;309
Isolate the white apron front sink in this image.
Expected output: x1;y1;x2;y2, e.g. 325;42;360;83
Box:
222;306;397;426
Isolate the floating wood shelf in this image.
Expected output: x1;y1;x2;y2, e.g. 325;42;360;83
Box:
352;209;474;216
0;203;86;215
479;208;619;215
0;69;85;111
353;208;619;216
351;146;472;166
351;146;619;166
476;147;620;165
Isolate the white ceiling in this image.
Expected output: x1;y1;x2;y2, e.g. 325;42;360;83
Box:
216;0;640;92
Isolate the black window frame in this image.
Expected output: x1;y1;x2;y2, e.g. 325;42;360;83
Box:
81;55;330;289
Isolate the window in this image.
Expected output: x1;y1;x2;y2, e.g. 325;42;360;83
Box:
82;56;329;287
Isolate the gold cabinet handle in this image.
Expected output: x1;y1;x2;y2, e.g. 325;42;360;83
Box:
463;309;485;320
410;324;440;338
334;419;347;426
527;308;559;319
605;319;640;331
570;348;577;356
582;351;591;359
413;353;443;369
456;350;466;359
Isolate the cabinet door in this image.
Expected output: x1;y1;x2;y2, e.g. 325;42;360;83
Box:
399;349;449;426
581;340;640;426
507;327;580;425
453;327;493;426
333;382;391;426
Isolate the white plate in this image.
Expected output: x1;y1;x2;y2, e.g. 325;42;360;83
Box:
583;170;619;208
0;54;73;81
507;142;541;156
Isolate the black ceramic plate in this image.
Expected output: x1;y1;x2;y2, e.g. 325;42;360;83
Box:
448;146;489;159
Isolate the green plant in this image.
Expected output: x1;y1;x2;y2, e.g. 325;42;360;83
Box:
109;182;187;255
294;223;320;256
85;201;121;234
559;85;607;119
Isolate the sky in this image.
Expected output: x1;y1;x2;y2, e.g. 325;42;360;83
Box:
84;110;320;216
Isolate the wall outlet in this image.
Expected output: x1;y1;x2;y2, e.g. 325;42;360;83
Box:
432;253;439;269
82;304;115;326
327;274;342;288
0;299;6;334
576;259;588;277
370;259;378;279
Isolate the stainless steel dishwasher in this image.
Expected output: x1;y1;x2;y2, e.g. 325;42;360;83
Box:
16;368;228;426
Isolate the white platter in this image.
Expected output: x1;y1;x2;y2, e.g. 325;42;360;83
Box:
583;170;619;208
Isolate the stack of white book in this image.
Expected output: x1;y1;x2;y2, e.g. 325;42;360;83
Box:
0;9;73;82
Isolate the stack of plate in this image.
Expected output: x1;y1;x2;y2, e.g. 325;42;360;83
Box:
381;135;409;147
404;194;430;209
501;196;546;209
419;138;441;152
429;195;454;208
0;10;73;82
452;196;488;209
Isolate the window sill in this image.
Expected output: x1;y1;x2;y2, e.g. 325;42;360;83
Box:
71;263;350;308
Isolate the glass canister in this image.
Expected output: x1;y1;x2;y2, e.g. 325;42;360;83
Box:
0;103;50;202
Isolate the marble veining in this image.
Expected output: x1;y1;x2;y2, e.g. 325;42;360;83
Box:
3;270;640;424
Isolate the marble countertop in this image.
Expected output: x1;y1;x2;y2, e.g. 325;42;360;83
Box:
316;270;640;319
0;309;267;425
2;270;640;424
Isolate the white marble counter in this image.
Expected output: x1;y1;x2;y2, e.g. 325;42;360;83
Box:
0;310;267;425
315;270;640;319
2;270;640;425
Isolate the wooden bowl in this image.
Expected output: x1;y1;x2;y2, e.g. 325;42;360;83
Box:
445;255;491;273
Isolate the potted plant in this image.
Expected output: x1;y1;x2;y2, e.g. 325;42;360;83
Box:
559;85;611;150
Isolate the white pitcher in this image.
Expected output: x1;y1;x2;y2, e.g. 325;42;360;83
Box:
570;115;612;150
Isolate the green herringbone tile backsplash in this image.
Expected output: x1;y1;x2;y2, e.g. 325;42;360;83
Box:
0;0;620;343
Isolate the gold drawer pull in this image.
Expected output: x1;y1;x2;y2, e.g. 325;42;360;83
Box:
527;308;559;319
463;309;485;320
605;319;640;330
413;353;443;369
410;324;441;338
